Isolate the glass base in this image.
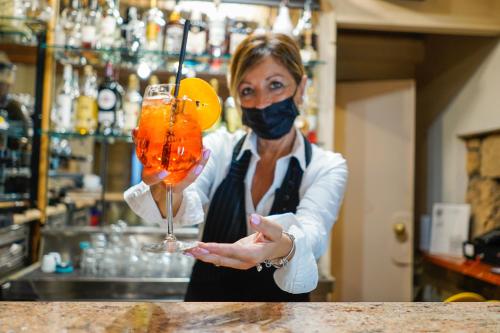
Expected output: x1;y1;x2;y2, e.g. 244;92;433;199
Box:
141;239;198;253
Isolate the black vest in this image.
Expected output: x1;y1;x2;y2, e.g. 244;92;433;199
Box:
185;134;312;301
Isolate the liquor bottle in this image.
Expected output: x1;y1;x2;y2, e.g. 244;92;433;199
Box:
53;64;75;132
75;65;98;134
123;74;142;132
228;19;254;55
165;4;184;54
81;0;100;49
124;7;145;55
149;75;159;86
293;0;317;63
224;96;242;133
206;78;222;131
60;0;82;48
97;63;121;134
186;9;207;56
98;0;122;49
208;0;227;59
71;69;80;123
143;0;165;53
272;0;293;36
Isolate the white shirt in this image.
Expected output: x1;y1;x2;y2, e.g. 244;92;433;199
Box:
124;128;348;294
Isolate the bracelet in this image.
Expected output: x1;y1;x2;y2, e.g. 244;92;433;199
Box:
256;231;295;272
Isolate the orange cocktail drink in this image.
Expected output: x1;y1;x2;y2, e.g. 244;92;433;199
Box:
136;79;220;253
136;92;202;185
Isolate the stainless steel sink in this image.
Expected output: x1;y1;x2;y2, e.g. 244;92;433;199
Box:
2;263;334;301
2;263;189;301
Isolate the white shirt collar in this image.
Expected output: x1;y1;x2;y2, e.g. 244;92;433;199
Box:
236;128;307;171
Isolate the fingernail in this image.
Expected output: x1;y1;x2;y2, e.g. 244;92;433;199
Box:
194;165;204;176
203;149;211;160
250;214;261;225
157;170;168;179
184;252;194;257
196;248;209;254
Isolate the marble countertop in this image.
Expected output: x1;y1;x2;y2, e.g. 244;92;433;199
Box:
0;302;498;332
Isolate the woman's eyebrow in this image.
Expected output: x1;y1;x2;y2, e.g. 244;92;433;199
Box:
265;74;284;81
239;74;285;86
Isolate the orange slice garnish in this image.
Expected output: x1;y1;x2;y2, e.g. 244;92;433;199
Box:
178;78;222;131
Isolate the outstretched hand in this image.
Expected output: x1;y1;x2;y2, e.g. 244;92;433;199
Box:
185;214;294;270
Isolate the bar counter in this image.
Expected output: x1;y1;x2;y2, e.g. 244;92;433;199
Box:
0;302;498;332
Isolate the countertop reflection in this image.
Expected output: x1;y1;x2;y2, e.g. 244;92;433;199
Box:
0;302;498;332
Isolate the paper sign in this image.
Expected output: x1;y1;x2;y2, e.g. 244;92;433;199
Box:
429;203;470;257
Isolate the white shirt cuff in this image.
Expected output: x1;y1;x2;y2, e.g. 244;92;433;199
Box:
267;214;319;294
123;182;163;226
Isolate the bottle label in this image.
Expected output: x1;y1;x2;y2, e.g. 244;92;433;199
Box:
82;25;96;44
98;89;117;111
76;96;98;132
101;16;117;33
56;94;73;130
98;110;115;127
209;20;226;47
146;22;160;42
187;30;207;55
123;101;140;131
166;25;184;54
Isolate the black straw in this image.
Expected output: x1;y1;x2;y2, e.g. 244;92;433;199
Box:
173;19;191;98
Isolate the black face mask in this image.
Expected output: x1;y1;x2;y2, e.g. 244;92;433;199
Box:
241;94;300;140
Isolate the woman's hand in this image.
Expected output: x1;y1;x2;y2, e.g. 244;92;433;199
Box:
131;128;211;217
186;214;294;270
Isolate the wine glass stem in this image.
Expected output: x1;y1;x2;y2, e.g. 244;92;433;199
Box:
166;184;176;242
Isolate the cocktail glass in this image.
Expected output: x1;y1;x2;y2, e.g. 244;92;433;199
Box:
136;83;202;253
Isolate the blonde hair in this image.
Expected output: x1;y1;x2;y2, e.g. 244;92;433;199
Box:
228;33;305;103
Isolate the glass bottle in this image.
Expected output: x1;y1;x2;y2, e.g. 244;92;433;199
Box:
122;74;142;132
97;63;121;135
148;74;159;86
81;0;100;49
224;96;242;133
207;78;222;131
98;0;122;50
208;0;227;59
143;0;165;53
71;68;80;126
272;0;293;36
186;9;207;56
60;0;83;48
75;65;98;134
124;7;145;57
293;0;317;63
228;18;254;55
165;4;184;55
53;64;75;132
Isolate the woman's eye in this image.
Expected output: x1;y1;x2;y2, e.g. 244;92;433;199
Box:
240;87;254;97
270;81;284;90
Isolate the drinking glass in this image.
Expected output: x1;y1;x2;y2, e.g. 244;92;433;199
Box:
136;83;202;253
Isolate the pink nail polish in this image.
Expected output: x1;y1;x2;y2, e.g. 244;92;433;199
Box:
197;248;209;254
184;252;194;257
194;165;203;176
251;214;261;225
203;149;211;160
157;170;168;179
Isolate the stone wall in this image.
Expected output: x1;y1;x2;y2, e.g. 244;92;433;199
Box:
466;134;500;238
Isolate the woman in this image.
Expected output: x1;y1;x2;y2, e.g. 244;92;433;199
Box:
125;33;348;301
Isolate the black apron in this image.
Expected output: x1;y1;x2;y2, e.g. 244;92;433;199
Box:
185;134;312;301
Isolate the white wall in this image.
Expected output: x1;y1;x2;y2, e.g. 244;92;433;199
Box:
428;38;500;205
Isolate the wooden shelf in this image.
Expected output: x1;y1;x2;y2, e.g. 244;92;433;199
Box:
423;253;500;287
0;43;37;65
